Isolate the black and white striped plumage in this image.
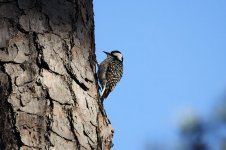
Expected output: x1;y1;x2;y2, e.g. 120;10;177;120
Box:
98;50;123;102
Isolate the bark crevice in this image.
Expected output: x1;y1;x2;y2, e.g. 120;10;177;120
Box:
0;64;23;149
65;64;89;91
66;108;80;150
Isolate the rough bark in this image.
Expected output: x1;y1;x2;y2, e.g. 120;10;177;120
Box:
0;0;113;150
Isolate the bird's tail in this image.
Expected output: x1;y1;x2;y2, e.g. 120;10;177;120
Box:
100;88;110;104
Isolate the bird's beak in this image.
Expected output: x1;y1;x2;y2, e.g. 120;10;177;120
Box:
103;51;110;55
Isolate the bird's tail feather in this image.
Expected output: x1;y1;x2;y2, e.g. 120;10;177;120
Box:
100;88;110;104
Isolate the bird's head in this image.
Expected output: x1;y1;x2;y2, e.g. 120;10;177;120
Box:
103;50;123;62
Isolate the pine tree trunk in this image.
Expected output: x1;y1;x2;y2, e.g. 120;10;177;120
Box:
0;0;113;149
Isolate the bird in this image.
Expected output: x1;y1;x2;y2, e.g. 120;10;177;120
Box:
98;50;123;103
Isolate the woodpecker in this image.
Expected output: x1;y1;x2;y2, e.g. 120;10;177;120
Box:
98;50;123;102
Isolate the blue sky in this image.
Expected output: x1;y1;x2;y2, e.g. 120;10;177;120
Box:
94;0;226;149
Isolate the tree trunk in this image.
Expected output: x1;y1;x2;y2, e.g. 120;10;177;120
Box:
0;0;113;150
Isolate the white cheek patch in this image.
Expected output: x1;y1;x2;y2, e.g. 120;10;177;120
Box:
113;53;123;61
